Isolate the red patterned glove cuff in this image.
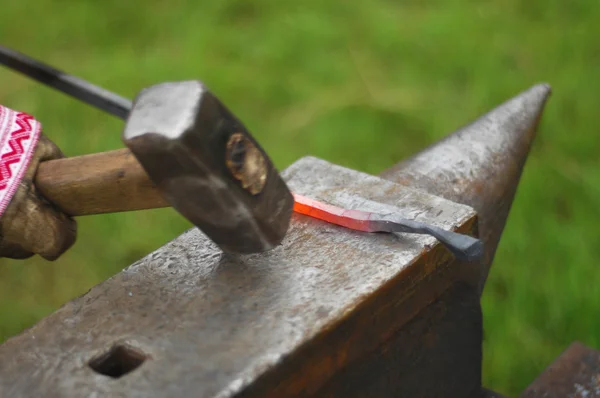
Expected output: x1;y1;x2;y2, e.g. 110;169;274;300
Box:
0;105;41;217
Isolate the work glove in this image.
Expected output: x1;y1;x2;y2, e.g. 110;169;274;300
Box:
0;105;76;261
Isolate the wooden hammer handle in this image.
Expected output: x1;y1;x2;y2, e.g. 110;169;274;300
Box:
35;148;170;216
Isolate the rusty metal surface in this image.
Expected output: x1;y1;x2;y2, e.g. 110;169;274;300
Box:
314;282;483;398
380;83;551;293
0;157;477;398
520;341;600;398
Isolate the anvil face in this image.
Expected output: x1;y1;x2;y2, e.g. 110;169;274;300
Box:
122;81;294;254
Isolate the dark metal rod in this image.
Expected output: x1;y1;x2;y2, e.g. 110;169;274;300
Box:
0;45;132;120
373;216;484;262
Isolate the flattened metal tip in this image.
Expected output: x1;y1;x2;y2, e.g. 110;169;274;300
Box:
380;83;552;293
373;216;485;262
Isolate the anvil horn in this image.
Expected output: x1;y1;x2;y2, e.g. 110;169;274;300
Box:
380;83;552;293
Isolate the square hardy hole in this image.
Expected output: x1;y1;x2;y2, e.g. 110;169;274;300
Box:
88;344;148;379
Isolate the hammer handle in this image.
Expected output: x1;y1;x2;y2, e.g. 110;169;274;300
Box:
35;149;170;216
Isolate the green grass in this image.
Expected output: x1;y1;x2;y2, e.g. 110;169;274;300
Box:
1;0;598;395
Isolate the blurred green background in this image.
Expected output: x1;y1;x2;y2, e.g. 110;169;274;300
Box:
1;0;599;395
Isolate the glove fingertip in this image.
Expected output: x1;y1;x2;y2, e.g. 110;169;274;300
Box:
39;218;78;261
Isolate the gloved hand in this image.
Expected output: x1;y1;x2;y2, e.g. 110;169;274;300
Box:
0;105;77;261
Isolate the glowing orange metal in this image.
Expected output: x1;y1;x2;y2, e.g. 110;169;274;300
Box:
292;193;375;232
292;193;484;262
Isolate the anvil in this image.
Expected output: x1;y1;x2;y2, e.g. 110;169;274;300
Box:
0;81;551;397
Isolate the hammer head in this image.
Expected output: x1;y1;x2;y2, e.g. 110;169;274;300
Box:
122;81;294;254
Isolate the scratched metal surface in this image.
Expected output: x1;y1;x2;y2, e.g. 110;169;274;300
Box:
0;157;476;398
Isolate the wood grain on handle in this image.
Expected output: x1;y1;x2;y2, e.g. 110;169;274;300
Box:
35;148;170;216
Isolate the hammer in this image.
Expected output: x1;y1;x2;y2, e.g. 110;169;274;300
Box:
0;46;294;254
